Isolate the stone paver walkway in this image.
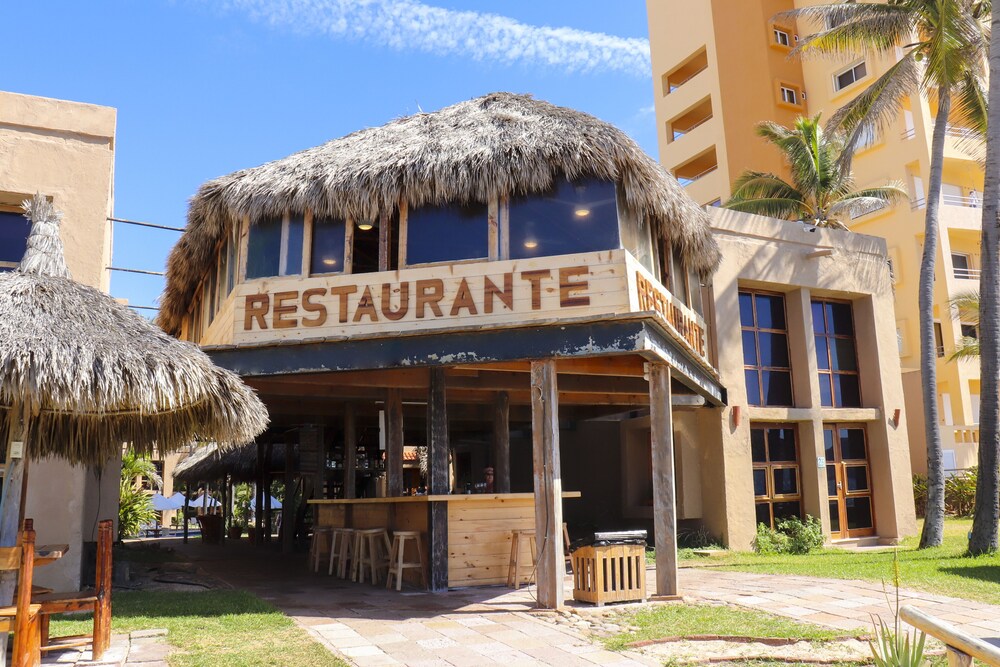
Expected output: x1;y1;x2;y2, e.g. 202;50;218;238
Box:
42;628;171;666
680;567;1000;644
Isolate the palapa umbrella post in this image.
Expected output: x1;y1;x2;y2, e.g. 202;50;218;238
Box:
0;196;268;664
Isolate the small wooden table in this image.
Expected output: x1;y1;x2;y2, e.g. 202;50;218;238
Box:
35;544;69;568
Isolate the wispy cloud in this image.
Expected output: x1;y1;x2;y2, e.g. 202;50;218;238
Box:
219;0;651;76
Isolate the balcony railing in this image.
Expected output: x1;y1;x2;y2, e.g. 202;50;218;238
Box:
954;267;981;280
911;194;981;210
671;115;713;142
676;165;718;186
901;127;916;140
666;67;707;94
946;124;979;140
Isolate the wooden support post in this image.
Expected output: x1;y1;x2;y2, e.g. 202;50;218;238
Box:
493;391;510;494
221;474;229;544
530;360;564;609
183;483;190;544
427;368;450;591
344;404;357;499
649;363;678;597
264;442;273;541
0;424;25;662
378;212;392;271
255;441;265;546
386;389;404;497
282;434;295;554
92;520;113;660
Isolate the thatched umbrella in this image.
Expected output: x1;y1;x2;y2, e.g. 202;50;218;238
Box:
173;441;294;485
0;195;269;598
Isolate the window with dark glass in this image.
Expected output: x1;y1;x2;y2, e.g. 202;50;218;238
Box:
662;245;691;306
934;321;945;358
407;203;488;265
813;300;861;407
0;210;30;271
825;425;875;536
245;214;305;279
509;179;620;260
751;425;802;529
741;291;793;406
311;218;347;274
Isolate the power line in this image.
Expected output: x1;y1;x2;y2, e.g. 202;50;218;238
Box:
108;217;184;233
107;266;165;277
128;305;159;311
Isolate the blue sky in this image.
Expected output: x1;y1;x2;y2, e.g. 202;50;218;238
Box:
6;0;656;312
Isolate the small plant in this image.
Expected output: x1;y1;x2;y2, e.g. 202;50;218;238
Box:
753;516;823;554
870;550;927;667
677;524;720;549
118;450;162;540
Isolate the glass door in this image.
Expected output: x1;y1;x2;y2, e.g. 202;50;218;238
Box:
825;425;875;538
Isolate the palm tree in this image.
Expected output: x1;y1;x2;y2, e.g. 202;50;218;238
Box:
779;0;989;549
971;0;1000;555
724;115;907;227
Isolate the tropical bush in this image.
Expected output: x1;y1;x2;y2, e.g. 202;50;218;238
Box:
232;483;253;528
754;515;824;555
118;450;162;540
913;468;978;518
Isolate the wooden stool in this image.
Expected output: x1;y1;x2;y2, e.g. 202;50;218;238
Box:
386;531;427;591
352;528;391;585
328;528;356;577
310;527;335;573
507;529;537;589
334;528;357;579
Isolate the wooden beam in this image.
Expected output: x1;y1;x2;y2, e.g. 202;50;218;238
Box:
255;442;265;546
344;404;357;499
427;368;450;591
493;392;510;494
386;389;404;497
282;433;295;554
649;363;678;597
264;442;273;541
530;360;564;609
377;212;392;271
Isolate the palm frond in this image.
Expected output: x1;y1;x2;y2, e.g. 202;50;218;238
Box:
783;3;916;58
950;337;981;361
950;71;988;163
725;170;808;220
949;290;981;326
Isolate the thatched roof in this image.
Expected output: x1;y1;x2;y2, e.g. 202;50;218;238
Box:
0;196;270;464
158;92;720;334
173;441;293;483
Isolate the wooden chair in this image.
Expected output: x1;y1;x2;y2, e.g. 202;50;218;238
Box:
0;522;41;667
34;519;112;660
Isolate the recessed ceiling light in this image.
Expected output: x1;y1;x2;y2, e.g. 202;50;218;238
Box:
523;240;538;249
574;208;591;218
322;258;337;266
357;221;374;231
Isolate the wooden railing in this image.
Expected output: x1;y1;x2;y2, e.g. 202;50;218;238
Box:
900;606;1000;666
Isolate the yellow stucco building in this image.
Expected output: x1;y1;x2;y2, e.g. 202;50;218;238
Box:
0;90;119;590
647;0;984;476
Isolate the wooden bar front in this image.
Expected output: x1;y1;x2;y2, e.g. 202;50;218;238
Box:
308;492;580;588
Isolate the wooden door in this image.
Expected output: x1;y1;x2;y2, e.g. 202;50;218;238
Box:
824;425;875;539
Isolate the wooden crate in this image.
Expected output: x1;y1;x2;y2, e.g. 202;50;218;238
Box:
571;544;647;606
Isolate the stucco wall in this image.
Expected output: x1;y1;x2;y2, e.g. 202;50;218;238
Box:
1;90;116;591
706;209;918;548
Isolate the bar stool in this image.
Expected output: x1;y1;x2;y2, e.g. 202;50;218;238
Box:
507;528;537;589
352;528;391;585
386;530;427;591
310;526;335;573
328;527;356;577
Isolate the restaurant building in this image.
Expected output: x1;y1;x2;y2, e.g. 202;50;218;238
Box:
0;90;118;591
158;93;915;605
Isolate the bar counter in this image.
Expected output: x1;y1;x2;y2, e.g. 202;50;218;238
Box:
308;492;580;588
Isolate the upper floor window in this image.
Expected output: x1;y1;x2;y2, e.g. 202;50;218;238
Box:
813;300;861;407
773;28;791;47
835;62;867;92
311;218;347;274
0;210;30;272
741;291;793;407
407;203;488;265
509;179;619;261
246;214;304;279
780;86;799;106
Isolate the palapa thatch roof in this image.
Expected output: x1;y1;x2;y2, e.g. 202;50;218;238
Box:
158;92;720;334
0;196;270;464
173;441;293;484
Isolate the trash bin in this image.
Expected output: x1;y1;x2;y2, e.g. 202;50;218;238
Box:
570;530;648;606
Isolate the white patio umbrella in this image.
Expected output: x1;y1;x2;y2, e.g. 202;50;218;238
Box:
250;495;282;510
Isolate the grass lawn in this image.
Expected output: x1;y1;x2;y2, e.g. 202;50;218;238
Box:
683;518;1000;605
50;590;346;667
603;603;865;651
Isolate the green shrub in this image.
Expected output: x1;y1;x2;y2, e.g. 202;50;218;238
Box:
754;516;823;554
777;515;824;554
677;525;721;549
912;474;927;518
912;468;978;518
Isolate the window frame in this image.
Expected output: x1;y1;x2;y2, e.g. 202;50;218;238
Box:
772;27;791;48
834;61;868;92
751;423;803;530
779;85;799;106
244;212;306;281
813;298;863;408
741;289;795;407
0;205;31;271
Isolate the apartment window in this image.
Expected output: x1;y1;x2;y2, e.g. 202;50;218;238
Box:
773;28;791;47
934;322;945;358
0;210;30;272
813;300;861;408
741;291;793;407
246;214;305;279
952;252;975;279
780;86;799;105
752;425;802;529
835;62;867;91
961;323;978;340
